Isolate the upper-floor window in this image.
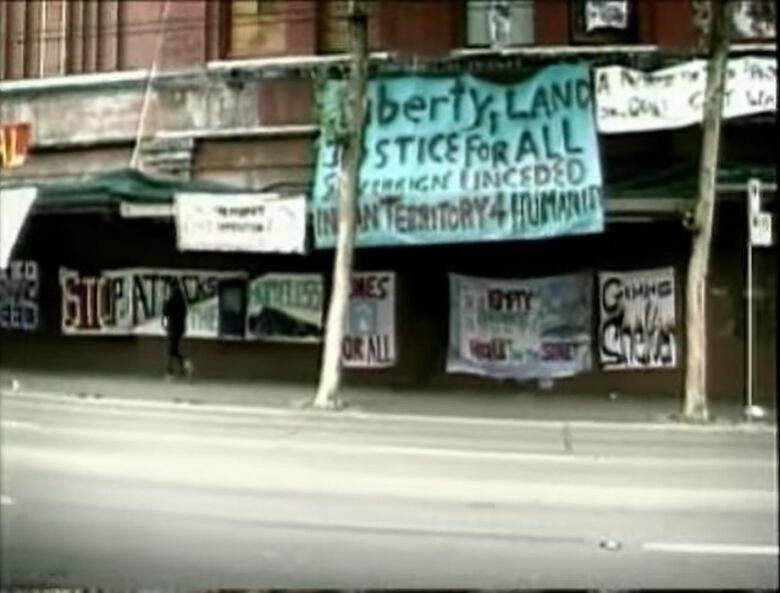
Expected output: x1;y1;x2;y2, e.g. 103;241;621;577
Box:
465;0;535;48
227;0;286;58
571;0;635;43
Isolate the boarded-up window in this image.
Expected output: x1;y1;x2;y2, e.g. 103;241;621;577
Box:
228;0;287;58
466;0;535;48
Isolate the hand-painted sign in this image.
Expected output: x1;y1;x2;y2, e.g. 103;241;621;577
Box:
0;260;38;331
246;273;324;343
343;272;396;368
313;64;604;248
595;57;776;133
585;0;629;32
448;273;593;380
174;193;307;254
60;267;245;338
599;267;676;369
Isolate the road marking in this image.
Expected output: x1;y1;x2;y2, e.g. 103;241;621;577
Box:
643;542;779;556
1;495;15;506
1;420;41;431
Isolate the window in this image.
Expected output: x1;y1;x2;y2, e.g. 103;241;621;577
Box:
227;0;286;58
466;0;535;48
571;0;635;44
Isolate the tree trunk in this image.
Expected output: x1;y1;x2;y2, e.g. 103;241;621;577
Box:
683;0;733;422
313;0;368;410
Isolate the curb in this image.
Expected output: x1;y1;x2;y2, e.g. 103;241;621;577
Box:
2;387;775;434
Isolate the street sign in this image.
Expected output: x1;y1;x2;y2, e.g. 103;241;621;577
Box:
750;211;774;247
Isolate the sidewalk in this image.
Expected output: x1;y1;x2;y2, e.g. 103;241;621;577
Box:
0;367;776;429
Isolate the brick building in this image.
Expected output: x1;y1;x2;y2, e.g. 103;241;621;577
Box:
1;1;776;409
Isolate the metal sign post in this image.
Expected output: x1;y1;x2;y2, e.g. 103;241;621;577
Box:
745;178;773;421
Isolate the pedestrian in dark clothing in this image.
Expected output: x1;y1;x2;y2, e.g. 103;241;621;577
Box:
163;281;191;379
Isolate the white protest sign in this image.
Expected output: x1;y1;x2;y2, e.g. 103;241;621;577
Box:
0;187;37;269
586;0;629;32
599;267;676;370
175;193;306;254
595;57;776;133
342;272;396;368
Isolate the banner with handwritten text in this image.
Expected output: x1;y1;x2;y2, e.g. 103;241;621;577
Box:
314;64;604;247
447;273;593;380
246;273;325;343
60;267;244;338
343;272;396;368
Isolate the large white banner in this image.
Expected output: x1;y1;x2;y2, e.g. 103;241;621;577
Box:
595;57;776;133
0;187;37;269
175;193;306;254
0;260;39;331
448;273;593;381
343;272;396;368
60;267;245;338
599;267;676;370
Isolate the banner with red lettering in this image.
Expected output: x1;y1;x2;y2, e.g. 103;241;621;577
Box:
343;272;396;368
447;273;592;380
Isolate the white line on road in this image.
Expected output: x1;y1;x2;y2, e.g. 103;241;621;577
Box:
0;420;41;431
1;495;15;505
643;542;779;556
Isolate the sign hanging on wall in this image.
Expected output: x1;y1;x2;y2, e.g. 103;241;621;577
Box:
595;57;776;133
174;193;307;254
343;272;396;368
245;273;324;343
598;267;677;370
313;63;605;248
0;260;39;331
447;273;593;381
585;1;629;32
60;267;245;338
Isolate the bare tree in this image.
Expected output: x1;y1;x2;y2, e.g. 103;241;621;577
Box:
683;0;734;421
313;0;368;410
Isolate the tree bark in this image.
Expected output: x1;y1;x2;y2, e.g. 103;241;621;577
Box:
683;0;733;422
313;0;367;410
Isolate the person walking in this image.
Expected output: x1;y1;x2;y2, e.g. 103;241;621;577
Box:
163;281;192;380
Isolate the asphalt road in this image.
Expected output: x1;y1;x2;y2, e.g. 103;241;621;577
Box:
1;390;777;589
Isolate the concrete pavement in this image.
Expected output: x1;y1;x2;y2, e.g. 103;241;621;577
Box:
1;367;776;430
1;390;777;589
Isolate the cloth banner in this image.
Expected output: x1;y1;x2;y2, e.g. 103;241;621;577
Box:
60;267;245;338
246;273;324;343
343;272;396;368
595;57;776;134
0;187;37;269
0;260;39;331
175;193;306;254
447;273;593;380
598;267;676;369
313;63;604;248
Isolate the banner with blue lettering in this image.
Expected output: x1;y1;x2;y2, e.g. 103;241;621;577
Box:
447;273;593;380
313;63;604;248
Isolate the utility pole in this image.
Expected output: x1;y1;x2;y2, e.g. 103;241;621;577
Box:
683;0;733;422
313;0;368;409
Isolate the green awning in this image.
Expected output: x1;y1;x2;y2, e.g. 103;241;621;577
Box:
4;168;241;212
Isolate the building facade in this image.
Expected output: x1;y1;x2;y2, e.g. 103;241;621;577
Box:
1;0;776;408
